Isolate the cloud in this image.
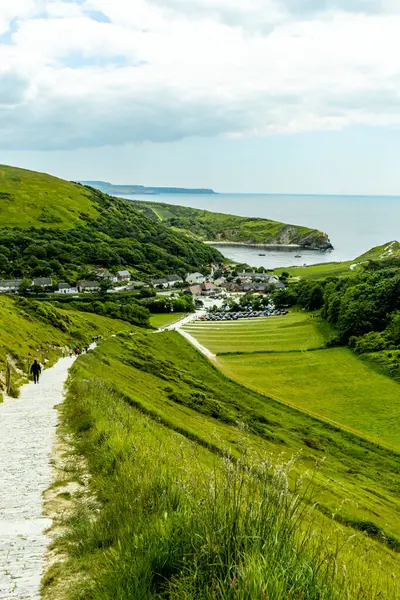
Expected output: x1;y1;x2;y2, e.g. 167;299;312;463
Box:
1;0;400;150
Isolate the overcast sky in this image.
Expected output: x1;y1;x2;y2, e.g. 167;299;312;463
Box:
1;0;400;194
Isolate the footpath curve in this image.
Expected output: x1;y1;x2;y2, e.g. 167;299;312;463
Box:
0;355;75;600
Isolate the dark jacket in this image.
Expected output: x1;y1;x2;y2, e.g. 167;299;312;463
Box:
30;362;42;375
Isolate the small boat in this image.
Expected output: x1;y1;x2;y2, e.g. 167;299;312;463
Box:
295;254;302;258
258;253;266;256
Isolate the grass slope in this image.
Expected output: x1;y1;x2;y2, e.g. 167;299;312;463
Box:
0;164;99;229
184;312;400;451
0;296;133;397
131;199;332;249
0;164;221;281
43;332;400;598
149;312;188;329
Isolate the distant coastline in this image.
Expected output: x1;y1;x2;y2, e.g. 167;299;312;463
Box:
80;181;217;195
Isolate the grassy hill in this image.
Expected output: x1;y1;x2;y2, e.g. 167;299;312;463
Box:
0;295;134;399
0;165;222;282
0;165;99;229
43;330;400;599
131;199;333;250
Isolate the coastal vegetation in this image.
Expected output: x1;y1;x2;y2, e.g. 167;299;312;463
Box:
43;331;400;599
0;165;221;282
131;199;333;249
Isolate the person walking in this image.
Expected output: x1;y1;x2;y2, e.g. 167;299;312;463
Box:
30;359;42;384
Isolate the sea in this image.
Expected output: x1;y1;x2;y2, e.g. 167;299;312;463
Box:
124;193;400;269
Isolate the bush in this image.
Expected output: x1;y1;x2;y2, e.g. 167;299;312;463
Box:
354;331;388;354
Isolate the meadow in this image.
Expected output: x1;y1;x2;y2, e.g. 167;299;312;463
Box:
44;333;400;599
184;311;400;451
182;312;329;354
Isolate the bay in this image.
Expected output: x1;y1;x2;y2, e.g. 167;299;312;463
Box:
124;193;400;269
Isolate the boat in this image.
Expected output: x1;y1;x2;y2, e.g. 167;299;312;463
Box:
295;254;302;258
258;253;266;256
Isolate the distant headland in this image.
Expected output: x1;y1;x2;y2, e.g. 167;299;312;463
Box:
80;181;217;195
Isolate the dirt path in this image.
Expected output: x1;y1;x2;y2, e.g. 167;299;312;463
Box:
0;356;75;600
159;311;217;361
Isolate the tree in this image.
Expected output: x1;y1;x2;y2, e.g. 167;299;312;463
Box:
99;279;112;294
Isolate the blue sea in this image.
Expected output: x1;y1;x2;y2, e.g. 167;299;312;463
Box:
125;193;400;269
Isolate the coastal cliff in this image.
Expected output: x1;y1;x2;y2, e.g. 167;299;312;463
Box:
130;200;333;250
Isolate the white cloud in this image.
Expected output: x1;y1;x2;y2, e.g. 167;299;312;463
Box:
1;0;400;149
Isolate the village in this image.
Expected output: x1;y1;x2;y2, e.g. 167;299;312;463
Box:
0;265;286;297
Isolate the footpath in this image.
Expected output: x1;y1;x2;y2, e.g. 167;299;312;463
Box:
0;356;75;600
160;312;217;361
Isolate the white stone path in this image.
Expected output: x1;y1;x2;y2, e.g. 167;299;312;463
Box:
0;355;75;600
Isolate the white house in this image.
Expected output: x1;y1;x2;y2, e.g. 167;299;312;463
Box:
55;283;78;295
95;269;118;283
78;281;100;293
117;270;131;282
185;272;205;285
152;274;183;289
0;279;23;293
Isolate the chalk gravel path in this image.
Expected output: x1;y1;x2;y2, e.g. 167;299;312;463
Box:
159;312;217;361
0;356;75;599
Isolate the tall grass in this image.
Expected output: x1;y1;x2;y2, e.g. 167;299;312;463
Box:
54;375;397;600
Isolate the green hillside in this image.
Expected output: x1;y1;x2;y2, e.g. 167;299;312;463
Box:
131;199;333;250
0;165;222;282
0;165;99;229
0;295;134;399
43;331;400;599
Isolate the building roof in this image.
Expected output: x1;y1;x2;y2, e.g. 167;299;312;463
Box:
153;278;167;285
58;282;77;290
0;279;23;288
78;281;99;288
165;274;183;282
32;277;52;286
188;284;203;294
202;282;216;291
117;270;131;277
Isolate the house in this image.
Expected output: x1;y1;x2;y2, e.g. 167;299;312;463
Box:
0;279;23;293
78;281;100;293
152;275;183;289
213;277;227;287
242;283;268;293
187;282;217;296
55;283;78;295
32;277;53;289
237;272;279;284
117;270;131;282
95;269;117;283
185;272;205;285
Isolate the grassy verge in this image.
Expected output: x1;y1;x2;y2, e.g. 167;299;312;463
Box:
149;312;188;329
44;364;399;599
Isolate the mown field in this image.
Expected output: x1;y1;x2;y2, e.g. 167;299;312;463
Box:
184;311;400;452
45;330;400;599
182;312;329;354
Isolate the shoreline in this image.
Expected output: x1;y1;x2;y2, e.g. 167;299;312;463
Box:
205;241;332;251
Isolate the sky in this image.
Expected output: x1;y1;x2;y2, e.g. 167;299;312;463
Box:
1;0;400;194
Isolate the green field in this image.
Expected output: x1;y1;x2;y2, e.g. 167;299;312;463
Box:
273;260;356;280
220;348;400;451
184;312;400;451
44;330;400;599
149;312;188;329
182;312;329;354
